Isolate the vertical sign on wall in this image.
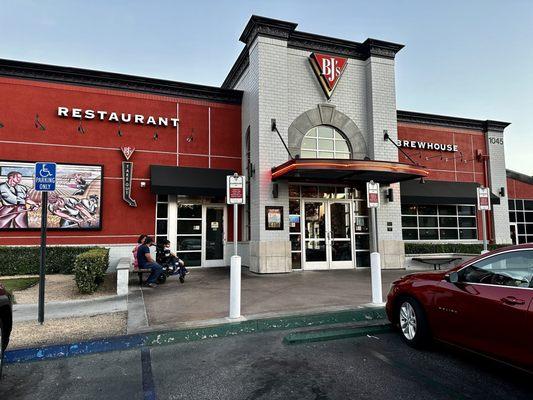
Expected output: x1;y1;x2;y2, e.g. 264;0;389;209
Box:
121;146;137;207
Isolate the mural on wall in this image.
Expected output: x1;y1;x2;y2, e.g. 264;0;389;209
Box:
0;161;102;230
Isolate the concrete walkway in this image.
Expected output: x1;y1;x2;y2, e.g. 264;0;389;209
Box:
137;267;411;332
13;294;127;322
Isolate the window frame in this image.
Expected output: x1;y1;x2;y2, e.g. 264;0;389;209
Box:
300;125;352;159
454;248;533;290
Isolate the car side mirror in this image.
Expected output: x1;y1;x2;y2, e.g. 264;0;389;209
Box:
445;271;459;284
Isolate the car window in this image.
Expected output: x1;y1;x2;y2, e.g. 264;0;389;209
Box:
459;250;533;288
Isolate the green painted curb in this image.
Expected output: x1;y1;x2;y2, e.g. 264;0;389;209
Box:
282;323;393;345
145;306;387;347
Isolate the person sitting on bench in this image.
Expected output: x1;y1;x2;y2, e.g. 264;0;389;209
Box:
132;234;147;271
137;236;163;288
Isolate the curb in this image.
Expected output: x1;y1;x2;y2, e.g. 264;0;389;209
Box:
283;323;392;345
5;306;387;364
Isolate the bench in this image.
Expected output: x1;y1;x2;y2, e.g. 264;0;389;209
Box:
411;256;462;270
116;257;152;294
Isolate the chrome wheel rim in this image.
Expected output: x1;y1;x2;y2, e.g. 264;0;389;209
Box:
399;302;417;340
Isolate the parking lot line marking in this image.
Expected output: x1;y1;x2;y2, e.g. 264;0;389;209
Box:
141;348;157;400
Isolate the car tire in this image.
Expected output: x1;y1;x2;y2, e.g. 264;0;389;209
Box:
396;297;431;348
0;318;5;379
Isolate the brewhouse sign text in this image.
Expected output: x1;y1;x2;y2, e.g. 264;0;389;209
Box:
57;107;179;127
396;140;458;152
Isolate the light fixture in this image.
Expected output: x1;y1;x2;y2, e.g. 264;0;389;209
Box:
385;187;394;202
153;131;159;140
0;120;4;128
34;114;46;131
186;128;194;143
77;119;86;134
117;122;123;137
499;187;505;197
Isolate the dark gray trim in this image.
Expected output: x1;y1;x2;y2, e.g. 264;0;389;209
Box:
221;48;249;89
0;58;243;104
223;15;404;89
401;179;501;205
397;110;511;133
506;169;533;185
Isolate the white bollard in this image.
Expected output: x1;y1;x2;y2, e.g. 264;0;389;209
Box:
370;252;383;304
229;255;241;319
116;258;130;296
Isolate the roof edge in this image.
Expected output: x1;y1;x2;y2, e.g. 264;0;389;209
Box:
507;169;533;185
0;58;243;104
398;110;511;133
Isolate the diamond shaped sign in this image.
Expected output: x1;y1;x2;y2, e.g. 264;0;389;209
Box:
309;53;348;99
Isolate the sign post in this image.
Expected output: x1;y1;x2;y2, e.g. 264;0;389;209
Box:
34;162;57;324
477;187;491;254
366;181;382;304
227;173;245;319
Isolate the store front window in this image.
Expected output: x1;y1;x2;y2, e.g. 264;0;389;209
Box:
401;204;477;241
508;199;533;244
300;126;351;159
289;184;370;270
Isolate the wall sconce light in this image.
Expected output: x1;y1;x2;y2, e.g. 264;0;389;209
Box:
117;122;123;137
499;187;505;197
186;129;194;143
77;119;86;134
140;181;147;188
385;187;394;202
34;114;46;131
0;120;4;129
153;131;159;141
272;183;279;198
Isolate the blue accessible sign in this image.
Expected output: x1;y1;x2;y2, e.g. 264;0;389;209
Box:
34;162;57;191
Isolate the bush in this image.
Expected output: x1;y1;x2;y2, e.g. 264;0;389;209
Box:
73;248;110;294
405;243;509;255
0;246;97;276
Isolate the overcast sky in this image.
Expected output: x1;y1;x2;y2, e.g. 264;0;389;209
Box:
2;0;532;174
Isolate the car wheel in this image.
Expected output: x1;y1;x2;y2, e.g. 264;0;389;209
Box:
0;318;5;379
396;297;431;348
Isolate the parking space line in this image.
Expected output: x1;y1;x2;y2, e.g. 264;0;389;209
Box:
141;348;157;400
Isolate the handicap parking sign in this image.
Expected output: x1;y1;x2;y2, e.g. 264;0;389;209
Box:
35;162;57;191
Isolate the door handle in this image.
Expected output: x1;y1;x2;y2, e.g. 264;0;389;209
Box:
500;296;525;305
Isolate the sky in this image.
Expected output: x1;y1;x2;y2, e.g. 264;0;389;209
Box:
2;0;533;173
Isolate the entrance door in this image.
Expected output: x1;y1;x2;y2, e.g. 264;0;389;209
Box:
328;201;353;269
303;201;328;269
303;200;354;270
204;205;226;267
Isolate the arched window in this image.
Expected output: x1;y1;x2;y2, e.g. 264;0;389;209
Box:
300;126;351;159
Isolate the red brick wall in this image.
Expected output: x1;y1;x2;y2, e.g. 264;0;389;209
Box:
0;77;241;245
507;177;533;199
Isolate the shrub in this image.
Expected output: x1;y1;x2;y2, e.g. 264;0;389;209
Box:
0;246;97;276
73;248;110;294
405;243;509;255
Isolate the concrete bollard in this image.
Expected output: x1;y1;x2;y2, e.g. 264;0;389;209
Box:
370;252;383;304
116;257;131;296
229;255;241;319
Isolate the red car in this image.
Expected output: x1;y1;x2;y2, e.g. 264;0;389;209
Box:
0;283;13;378
386;244;533;370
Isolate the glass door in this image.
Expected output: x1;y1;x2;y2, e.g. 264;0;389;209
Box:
303;201;328;269
328;201;353;269
176;204;203;267
204;205;226;267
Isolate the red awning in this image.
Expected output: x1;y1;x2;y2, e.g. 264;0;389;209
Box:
271;159;429;184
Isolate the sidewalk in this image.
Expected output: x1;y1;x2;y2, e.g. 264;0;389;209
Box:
136;267;408;332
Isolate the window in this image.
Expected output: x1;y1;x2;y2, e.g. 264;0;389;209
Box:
301;126;351;159
508;199;533;244
401;204;477;241
155;195;168;246
459;250;533;288
176;203;202;266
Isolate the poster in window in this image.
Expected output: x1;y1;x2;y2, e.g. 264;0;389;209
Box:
265;206;284;230
0;160;103;230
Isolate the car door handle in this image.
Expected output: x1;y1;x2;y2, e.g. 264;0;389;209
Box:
500;296;525;305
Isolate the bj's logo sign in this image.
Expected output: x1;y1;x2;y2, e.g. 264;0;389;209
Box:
309;53;348;99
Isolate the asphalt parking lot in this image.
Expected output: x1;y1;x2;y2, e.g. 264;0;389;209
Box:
1;329;530;400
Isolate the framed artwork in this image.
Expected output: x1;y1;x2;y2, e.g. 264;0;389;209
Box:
265;206;284;230
0;160;103;230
